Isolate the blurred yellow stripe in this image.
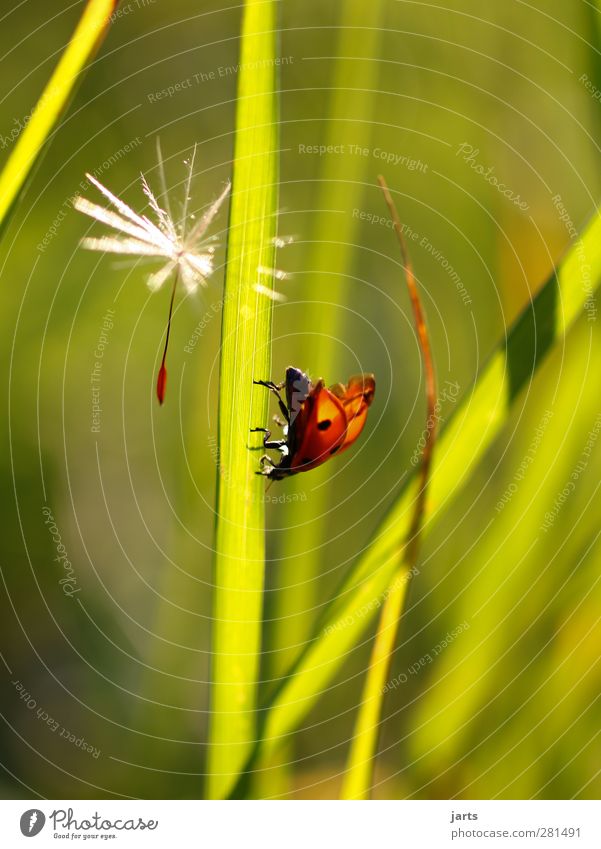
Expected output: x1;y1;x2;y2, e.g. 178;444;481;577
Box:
0;0;119;231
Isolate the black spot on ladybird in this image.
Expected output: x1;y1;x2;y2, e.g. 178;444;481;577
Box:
330;445;340;455
301;457;313;465
317;419;331;431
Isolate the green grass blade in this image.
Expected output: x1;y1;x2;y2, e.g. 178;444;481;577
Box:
257;1;385;799
269;0;386;676
340;571;409;799
0;0;119;236
253;202;601;767
206;0;279;800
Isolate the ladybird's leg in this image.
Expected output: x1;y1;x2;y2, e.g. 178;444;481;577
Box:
264;439;287;450
254;453;271;476
249;427;286;452
248;427;271;444
258;430;287;452
250;426;272;443
277;397;290;424
254;378;286;391
248;426;269;451
253;380;290;424
253;379;282;392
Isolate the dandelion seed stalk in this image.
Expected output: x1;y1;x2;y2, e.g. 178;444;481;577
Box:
156;269;179;405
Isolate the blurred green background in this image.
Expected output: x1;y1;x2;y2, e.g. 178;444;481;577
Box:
1;0;600;799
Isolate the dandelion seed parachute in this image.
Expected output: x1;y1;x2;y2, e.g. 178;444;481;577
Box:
74;144;230;403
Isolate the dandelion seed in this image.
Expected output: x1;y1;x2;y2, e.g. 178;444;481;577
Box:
74;141;230;404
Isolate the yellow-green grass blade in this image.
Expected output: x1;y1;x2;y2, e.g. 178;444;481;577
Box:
206;0;279;800
340;569;410;799
249;202;601;771
257;0;385;799
269;0;386;677
0;0;119;236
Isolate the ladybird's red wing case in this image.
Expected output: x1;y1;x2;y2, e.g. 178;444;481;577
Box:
289;381;348;472
330;373;376;453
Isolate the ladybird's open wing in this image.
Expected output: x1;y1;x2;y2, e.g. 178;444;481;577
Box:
330;373;376;453
289;385;347;472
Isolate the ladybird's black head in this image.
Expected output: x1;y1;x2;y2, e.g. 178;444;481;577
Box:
284;366;309;389
285;366;311;422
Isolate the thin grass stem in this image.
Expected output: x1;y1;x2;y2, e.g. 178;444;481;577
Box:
340;175;437;799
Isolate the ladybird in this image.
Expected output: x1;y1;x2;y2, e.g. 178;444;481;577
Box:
251;366;376;480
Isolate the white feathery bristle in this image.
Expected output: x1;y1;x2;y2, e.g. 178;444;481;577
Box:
147;261;176;291
75;150;230;293
81;235;170;256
